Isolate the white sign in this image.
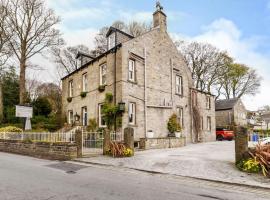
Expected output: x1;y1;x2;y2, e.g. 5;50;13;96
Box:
16;105;33;118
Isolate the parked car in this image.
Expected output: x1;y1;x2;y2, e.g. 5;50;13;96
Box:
216;128;234;141
259;137;270;145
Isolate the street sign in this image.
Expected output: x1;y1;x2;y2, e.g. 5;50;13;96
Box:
16;105;33;118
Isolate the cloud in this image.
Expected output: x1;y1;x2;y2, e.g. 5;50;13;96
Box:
172;18;270;110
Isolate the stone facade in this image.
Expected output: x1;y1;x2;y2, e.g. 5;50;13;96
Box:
61;4;216;146
0;140;77;160
139;137;186;150
216;99;247;128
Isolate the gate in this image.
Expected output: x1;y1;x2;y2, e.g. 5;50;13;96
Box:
82;131;104;156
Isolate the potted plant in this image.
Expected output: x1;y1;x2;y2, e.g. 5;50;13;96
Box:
167;114;182;137
98;85;106;92
80;91;87;98
67;97;72;103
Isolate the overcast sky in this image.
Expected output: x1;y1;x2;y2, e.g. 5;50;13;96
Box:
31;0;270;111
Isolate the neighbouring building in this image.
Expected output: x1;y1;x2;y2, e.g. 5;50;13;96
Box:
61;3;216;146
215;98;247;129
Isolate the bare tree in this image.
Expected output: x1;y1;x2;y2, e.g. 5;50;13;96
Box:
178;41;232;94
4;0;62;104
51;44;90;77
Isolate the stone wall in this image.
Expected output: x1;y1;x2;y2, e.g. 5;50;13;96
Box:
139;137;186;150
0;140;77;160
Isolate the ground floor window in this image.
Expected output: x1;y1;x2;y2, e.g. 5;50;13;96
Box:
207;116;211;131
82;107;87;126
68;110;73;125
128;102;136;125
176;107;184;128
98;104;106;127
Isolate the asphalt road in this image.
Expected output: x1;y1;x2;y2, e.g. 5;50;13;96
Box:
0;152;269;200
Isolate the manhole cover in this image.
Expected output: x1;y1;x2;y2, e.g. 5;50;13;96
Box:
47;162;88;173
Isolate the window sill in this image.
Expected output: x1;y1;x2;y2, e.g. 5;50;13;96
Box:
128;124;137;127
175;93;184;97
127;80;137;84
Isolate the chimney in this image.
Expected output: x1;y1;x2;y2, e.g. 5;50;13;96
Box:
153;1;167;32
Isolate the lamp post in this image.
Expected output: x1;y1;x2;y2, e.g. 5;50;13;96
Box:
118;101;126;113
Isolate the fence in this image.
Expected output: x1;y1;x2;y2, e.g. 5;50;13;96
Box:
0;132;76;143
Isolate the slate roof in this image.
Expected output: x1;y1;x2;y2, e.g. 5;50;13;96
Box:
215;98;239;111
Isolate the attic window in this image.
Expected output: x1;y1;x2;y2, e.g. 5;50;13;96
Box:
108;32;116;49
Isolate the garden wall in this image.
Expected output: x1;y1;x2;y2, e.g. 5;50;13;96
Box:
139;137;186;150
0;139;77;160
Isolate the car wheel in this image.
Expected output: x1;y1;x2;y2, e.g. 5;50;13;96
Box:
216;135;223;141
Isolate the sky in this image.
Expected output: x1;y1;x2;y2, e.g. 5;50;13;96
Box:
33;0;270;111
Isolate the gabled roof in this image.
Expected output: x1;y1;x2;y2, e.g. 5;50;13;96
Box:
75;51;95;59
106;26;134;39
215;98;239;111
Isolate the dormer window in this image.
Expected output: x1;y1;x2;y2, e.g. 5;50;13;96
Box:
108;32;116;50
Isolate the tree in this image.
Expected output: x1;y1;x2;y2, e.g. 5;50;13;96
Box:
32;97;52;116
4;0;62;104
51;45;90;77
219;63;261;99
177;41;232;94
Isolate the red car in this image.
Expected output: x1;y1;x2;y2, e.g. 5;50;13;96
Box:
216;128;234;141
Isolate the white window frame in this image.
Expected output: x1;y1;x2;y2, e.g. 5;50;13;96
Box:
68;80;73;97
128;59;135;82
108;33;115;50
82;107;87;126
68;110;73;125
82;73;88;92
128;102;136;125
176;75;183;95
98;104;106;127
100;64;107;86
207;116;211;131
176;107;184;128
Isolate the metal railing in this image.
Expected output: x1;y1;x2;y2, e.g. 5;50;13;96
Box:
110;131;123;142
0;132;76;143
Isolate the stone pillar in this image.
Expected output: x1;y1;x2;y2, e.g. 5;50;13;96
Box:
75;129;83;158
103;129;111;155
124;127;134;153
235;126;248;163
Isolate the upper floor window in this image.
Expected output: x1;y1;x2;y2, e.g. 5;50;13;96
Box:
192;91;198;106
128;102;136;125
176;75;183;95
206;96;211;109
82;73;88;92
68;80;73;97
108;33;116;50
128;59;135;82
100;64;107;86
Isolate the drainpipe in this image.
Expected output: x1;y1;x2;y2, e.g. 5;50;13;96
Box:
144;47;147;138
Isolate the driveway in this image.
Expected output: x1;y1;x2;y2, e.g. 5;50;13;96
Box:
76;141;270;188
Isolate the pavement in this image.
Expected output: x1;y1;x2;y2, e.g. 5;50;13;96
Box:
1;152;270;200
75;141;270;189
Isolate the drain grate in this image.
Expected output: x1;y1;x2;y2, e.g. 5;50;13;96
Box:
46;162;88;173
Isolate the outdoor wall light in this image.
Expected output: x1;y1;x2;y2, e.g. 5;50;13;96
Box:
118;101;126;112
74;113;80;122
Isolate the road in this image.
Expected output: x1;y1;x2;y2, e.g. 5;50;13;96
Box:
0;152;269;200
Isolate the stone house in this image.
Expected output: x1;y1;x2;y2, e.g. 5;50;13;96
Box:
215;98;247;129
61;3;216;146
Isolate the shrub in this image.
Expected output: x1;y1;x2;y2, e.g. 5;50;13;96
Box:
32;97;52;116
87;118;98;132
167;114;182;133
236;158;261;173
0;126;23;132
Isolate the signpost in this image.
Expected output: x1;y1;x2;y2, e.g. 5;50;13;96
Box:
16;105;33;130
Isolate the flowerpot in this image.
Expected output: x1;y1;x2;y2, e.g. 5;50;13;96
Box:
175;132;181;138
147;131;154;138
